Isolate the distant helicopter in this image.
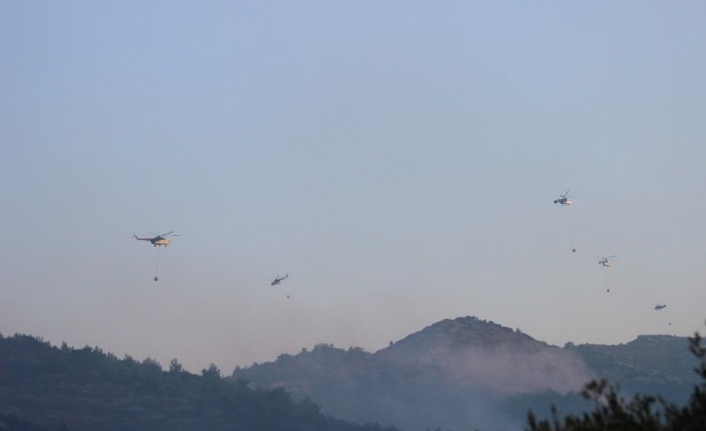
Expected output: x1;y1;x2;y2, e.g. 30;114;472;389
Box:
133;231;180;247
598;255;616;267
554;191;572;206
655;304;667;311
271;274;289;286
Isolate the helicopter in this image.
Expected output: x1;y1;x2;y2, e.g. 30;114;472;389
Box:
271;274;289;286
133;231;180;247
598;255;616;267
655;304;667;311
554;191;572;206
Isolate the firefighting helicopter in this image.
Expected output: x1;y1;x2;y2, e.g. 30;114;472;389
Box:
598;255;616;267
133;231;180;247
553;191;572;206
271;274;289;286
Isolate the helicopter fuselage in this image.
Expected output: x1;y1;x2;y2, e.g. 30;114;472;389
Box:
271;274;288;285
554;198;572;205
599;261;610;267
134;232;176;247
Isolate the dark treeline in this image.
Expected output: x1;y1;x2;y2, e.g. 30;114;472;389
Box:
0;333;399;431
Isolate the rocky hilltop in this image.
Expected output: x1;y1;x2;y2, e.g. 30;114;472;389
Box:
374;317;590;395
377;317;543;361
232;316;699;431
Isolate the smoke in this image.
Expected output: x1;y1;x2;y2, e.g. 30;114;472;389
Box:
445;345;592;395
235;318;597;431
373;344;591;430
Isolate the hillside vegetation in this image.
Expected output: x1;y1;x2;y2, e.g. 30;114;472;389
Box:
2;317;702;431
566;334;696;403
526;332;706;430
232;316;700;431
0;333;399;431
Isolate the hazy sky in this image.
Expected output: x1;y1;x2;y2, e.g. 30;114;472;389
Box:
2;1;705;373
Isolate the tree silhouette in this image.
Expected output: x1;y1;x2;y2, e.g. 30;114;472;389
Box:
201;363;221;379
168;358;183;373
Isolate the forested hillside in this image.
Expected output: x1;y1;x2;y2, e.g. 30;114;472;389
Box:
566;334;697;403
2;318;700;431
0;333;399;431
232;316;700;431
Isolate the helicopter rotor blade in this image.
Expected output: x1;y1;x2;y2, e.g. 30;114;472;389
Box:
158;231;174;237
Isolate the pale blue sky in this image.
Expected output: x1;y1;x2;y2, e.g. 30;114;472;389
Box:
2;1;705;372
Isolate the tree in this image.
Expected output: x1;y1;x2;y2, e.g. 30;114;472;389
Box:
142;357;163;372
526;332;706;431
168;358;183;373
201;363;221;379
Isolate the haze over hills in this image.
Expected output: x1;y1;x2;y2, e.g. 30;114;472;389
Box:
0;316;700;431
375;317;591;395
232;316;700;431
566;334;697;402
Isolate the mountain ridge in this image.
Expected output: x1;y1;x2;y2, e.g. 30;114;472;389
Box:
231;315;698;431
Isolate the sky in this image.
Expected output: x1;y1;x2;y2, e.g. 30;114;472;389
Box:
2;1;706;373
